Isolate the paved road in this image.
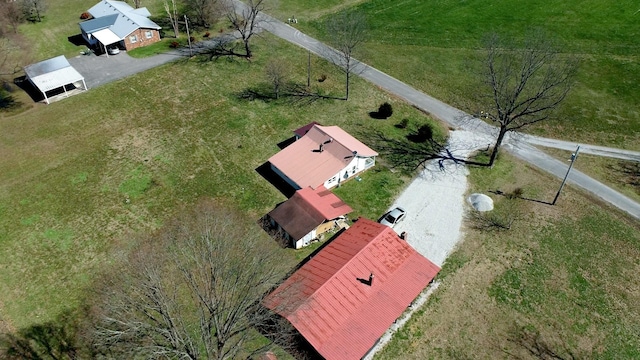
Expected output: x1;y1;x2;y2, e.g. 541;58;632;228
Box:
254;9;640;220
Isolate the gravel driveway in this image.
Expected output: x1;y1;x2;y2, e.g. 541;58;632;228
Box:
67;50;182;89
390;130;493;266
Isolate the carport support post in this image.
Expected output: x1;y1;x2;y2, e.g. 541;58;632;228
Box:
552;145;580;205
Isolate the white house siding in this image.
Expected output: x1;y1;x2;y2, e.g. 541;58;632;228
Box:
323;156;376;189
294;229;316;249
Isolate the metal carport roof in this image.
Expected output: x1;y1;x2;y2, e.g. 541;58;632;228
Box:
23;55;87;104
92;28;121;47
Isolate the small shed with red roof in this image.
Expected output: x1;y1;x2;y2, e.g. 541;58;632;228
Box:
269;124;378;190
263;218;440;359
268;186;352;249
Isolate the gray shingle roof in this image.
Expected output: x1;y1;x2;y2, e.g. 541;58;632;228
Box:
82;0;160;39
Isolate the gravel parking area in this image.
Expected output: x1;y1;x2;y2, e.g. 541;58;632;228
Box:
391;130;494;267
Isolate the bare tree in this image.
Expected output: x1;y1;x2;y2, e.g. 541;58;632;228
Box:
222;0;267;59
325;10;367;100
265;58;288;99
185;0;223;27
0;36;27;78
0;1;25;33
164;0;180;38
131;0;142;8
20;0;46;22
91;200;296;360
477;32;578;166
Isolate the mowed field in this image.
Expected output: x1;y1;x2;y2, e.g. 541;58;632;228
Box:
0;31;438;331
279;0;639;150
1;0;639;358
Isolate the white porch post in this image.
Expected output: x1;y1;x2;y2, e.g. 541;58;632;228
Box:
82;78;87;91
63;84;68;98
102;42;109;58
43;91;49;104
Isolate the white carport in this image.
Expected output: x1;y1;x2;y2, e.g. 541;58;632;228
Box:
92;28;121;57
24;55;87;104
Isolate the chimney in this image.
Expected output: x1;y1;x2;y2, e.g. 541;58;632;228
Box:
368;272;374;286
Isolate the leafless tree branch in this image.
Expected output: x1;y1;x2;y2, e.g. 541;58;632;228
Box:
90;200;296;359
325;10;367;100
476;31;578;166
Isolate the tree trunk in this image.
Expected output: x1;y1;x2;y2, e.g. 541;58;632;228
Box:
488;126;508;167
244;40;252;58
345;66;350;100
307;51;311;89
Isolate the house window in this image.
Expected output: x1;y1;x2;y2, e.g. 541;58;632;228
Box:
129;35;138;43
365;157;375;168
351;166;356;174
145;31;153;39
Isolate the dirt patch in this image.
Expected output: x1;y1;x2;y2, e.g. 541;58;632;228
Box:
109;127;169;165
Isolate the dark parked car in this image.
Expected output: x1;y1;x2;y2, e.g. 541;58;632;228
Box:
379;207;406;228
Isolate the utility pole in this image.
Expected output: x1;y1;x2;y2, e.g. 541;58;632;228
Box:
184;15;192;57
552;145;580;205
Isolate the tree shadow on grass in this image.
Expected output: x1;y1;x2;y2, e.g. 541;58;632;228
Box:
0;311;80;359
608;160;640;190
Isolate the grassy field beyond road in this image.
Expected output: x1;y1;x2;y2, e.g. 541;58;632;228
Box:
284;0;639;150
375;154;640;359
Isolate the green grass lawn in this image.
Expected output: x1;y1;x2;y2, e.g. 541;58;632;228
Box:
0;34;438;330
282;0;639;150
16;0;166;60
375;154;640;359
4;0;639;356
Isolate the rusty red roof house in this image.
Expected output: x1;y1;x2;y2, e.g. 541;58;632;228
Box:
268;186;352;249
269;124;378;190
263;218;440;360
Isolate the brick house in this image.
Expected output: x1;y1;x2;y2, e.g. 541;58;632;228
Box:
80;0;161;53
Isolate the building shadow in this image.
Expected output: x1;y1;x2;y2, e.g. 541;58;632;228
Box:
277;136;297;150
255;162;297;198
67;34;88;47
13;76;44;103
